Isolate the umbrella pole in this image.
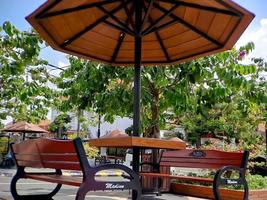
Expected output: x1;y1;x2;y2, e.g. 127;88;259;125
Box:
133;0;142;172
132;0;142;199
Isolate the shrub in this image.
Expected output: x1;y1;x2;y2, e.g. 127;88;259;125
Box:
247;174;267;190
83;144;99;159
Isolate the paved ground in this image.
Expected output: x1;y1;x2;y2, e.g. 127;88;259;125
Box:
0;168;207;200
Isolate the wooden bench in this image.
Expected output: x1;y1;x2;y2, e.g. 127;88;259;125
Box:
140;149;249;200
10;137;141;200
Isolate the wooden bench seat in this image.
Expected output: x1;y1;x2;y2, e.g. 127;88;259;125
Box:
11;137;141;200
140;149;249;200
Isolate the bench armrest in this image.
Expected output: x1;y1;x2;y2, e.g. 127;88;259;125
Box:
213;166;248;200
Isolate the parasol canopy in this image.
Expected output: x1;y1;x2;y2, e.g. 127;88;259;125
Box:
26;0;254;66
101;129;129;138
1;121;49;133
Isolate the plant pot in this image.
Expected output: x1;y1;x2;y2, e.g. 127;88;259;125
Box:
170;183;267;200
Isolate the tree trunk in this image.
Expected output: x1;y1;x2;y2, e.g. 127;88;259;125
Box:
144;84;160;138
196;132;201;149
142;82;161;166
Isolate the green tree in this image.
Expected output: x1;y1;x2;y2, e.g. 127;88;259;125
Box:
56;42;266;140
49;113;71;138
179;44;266;146
0;22;54;123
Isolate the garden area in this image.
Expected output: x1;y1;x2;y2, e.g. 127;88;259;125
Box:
0;1;267;199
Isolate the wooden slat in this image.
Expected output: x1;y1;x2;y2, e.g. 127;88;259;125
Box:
140;173;213;183
25;174;82;187
160;157;242;167
219;16;240;42
194;11;216;34
17;160;43;168
170;43;216;60
168;37;212;56
68;44;112;61
15;153;79;162
162;30;200;48
162;149;244;159
17;159;81;171
42;161;81;170
160;162;238;169
12;138;82;171
207;13;233;41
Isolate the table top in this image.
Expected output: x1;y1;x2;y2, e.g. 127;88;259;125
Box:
88;136;186;150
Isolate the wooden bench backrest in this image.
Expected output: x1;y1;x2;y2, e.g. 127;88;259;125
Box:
160;149;249;169
11;138;89;171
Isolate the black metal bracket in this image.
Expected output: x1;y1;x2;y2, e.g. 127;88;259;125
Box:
213;166;248;200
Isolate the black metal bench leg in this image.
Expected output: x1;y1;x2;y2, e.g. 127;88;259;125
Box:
75;182;90;200
11;168;62;200
134;187;141;200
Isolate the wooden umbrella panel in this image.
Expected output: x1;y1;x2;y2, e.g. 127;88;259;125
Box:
27;0;254;65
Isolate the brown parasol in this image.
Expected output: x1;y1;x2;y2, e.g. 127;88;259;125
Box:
26;1;254;193
101;129;129;138
26;0;254;65
1;121;49;140
101;130;129;158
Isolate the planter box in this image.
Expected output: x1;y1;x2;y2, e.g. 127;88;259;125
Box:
170;183;267;200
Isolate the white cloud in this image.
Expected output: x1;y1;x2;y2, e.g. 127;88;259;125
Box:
237;18;267;60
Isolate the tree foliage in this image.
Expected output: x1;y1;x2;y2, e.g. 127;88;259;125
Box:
56;42;266;141
49;113;71;138
0;22;53;123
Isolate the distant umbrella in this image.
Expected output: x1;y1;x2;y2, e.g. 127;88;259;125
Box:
1;121;49;140
101;129;129;138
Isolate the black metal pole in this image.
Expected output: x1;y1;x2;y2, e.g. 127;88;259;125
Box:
97;114;101;138
132;0;142;199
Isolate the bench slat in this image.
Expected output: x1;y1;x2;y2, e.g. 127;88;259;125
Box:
17;160;43;168
15;154;79;162
25;174;82;186
140;173;213;183
160;157;242;168
163;150;244;160
160;162;240;169
12;138;77;154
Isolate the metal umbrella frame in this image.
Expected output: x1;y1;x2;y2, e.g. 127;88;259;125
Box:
26;1;254;198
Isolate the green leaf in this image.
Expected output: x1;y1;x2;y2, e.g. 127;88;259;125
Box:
3;21;13;36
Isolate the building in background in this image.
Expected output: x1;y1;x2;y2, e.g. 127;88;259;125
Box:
51;109;132;139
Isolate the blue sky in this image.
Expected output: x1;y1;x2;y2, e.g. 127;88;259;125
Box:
0;0;267;69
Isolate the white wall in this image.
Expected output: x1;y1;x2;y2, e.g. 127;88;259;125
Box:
50;109;132;138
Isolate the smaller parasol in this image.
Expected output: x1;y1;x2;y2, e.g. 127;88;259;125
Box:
1;121;49;140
